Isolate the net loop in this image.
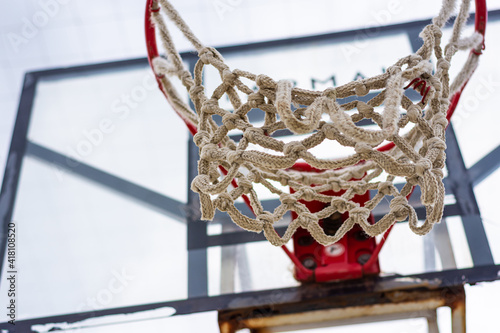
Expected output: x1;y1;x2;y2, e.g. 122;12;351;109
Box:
406;104;422;123
283;141;307;159
279;193;296;206
350;207;371;224
256;74;276;89
297;212;317;229
415;158;433;177
243;127;264;142
355;143;373;155
222;69;238;87
377;181;395;196
257;212;275;226
389;196;411;222
189;85;204;98
431;113;449;128
193;130;210;146
199;46;221;64
200;143;219;161
330;197;351;214
214;193;233;212
222;113;243;131
300;188;317;202
327;179;343;192
247;93;265;108
226;150;245;165
427;137;447;151
149;0;484;244
354;81;369;96
200;98;220;115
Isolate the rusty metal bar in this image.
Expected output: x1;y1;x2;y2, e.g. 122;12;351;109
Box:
427;310;440;333
450;287;466;333
219;286;467;333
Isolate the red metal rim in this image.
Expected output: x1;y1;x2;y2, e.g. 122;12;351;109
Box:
145;0;197;135
377;0;487;152
145;0;487;145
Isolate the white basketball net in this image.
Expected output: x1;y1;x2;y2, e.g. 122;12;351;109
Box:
150;0;483;245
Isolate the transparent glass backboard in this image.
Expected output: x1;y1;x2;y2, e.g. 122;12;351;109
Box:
0;10;499;333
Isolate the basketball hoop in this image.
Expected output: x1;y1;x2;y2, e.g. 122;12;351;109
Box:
145;0;487;246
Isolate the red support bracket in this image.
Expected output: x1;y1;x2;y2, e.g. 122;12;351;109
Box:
290;188;380;283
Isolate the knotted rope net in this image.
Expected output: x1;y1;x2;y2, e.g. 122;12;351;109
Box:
148;0;484;246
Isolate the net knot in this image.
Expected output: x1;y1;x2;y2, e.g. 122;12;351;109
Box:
276;170;290;186
437;58;451;71
247;93;265;108
198;47;219;64
407;104;422;123
378;181;394;196
427;137;447;151
355;142;373;155
222;69;237;86
257;212;274;226
243;127;263;142
352;183;368;195
189;85;204;97
429;77;442;92
350;207;370;222
179;71;193;87
322;123;338;140
237;177;253;193
390;196;411;221
299;173;314;186
152;57;176;76
354;81;369;96
357;101;373;116
279;193;296;206
432;168;444;179
214;193;233;212
256;74;275;89
331;197;350;213
386;65;401;75
226;150;245;164
200;143;219;161
297;212;317;228
430;24;442;38
201;98;219;115
323;87;337;99
350;166;367;179
300;187;316;201
209;167;220;182
408;54;423;66
222;113;242;130
431;114;448;128
191;174;210;193
193;130;210;147
327;178;342;192
415;158;432;177
283;141;306;158
445;44;458;59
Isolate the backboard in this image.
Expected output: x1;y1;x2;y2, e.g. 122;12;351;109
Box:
1;5;500;332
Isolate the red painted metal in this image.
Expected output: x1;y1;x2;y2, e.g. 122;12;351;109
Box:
289;163;379;282
403;78;420;90
291;191;380;282
145;0;197;136
404;78;431;103
144;0;488;283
